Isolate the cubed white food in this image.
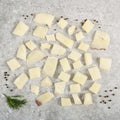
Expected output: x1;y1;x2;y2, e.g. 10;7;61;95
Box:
57;18;68;29
72;94;82;104
41;43;51;50
25;40;37;51
84;53;92;66
61;98;72;106
31;85;39;95
68;25;76;35
58;71;70;82
78;42;89;52
75;31;84;41
46;34;56;42
84;93;93;105
68;51;81;61
70;84;81;93
72;60;83;69
41;77;52;87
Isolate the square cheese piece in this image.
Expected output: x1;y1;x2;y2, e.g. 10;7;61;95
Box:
60;58;71;72
46;34;56;42
33;26;48;39
70;84;80;93
75;31;84;41
25;40;37;51
29;67;41;79
57;18;68;29
82;19;94;33
14;73;29;89
84;53;92;66
78;42;89;52
61;98;72;106
73;60;83;69
58;72;70;82
41;43;51;50
31;84;39;95
12;21;29;36
89;82;101;94
88;66;101;80
7;58;21;71
99;57;112;71
73;72;87;85
84;93;93;105
68;25;76;35
72;94;82;104
68;51;82;61
41;77;52;87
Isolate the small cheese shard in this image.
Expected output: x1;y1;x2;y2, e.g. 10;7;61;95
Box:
41;77;52;87
27;50;45;66
54;82;66;95
16;43;26;61
33;13;55;28
33;26;48;39
73;60;83;69
57;18;68;29
99;57;112;71
42;57;58;77
78;42;89;52
72;94;82;104
70;84;81;93
56;32;74;48
89;82;101;94
88;66;101;80
25;40;37;51
68;51;81;61
36;92;54;106
84;93;93;105
82;19;94;33
7;58;21;71
12;21;29;36
29;67;41;79
46;34;56;42
14;73;28;89
58;72;70;82
31;85;39;95
91;31;110;50
73;72;87;85
75;31;84;41
41;43;51;50
51;44;66;56
68;25;76;35
84;53;92;66
61;98;72;106
60;58;71;72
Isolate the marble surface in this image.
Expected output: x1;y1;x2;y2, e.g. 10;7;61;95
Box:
0;0;120;120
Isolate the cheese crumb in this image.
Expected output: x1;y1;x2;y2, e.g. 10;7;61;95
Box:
70;84;81;93
72;60;83;69
25;40;37;51
68;25;76;35
57;18;68;29
41;77;52;87
84;93;93;105
61;98;72;106
84;52;92;66
31;85;39;95
78;42;89;52
58;71;70;82
41;43;51;50
46;34;56;42
72;94;82;104
75;31;84;41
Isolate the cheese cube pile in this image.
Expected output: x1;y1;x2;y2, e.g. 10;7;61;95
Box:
84;93;93;105
58;72;70;82
46;34;56;42
78;42;89;52
41;43;51;50
25;40;37;51
41;77;52;87
68;51;81;61
75;31;84;41
57;18;68;29
84;52;92;66
31;85;39;95
61;98;72;106
72;60;83;69
72;94;82;104
70;84;81;93
68;25;76;35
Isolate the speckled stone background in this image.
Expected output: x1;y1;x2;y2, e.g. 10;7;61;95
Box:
0;0;120;120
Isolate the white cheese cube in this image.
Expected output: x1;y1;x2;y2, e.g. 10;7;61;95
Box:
72;94;82;104
82;19;94;33
70;84;80;93
84;93;93;105
7;58;21;71
99;57;112;71
60;58;71;72
57;18;68;29
41;43;51;50
89;82;101;94
73;72;87;85
58;71;70;82
84;53;92;66
33;26;48;39
12;21;29;36
75;31;84;41
61;98;72;106
72;60;83;69
41;77;52;87
78;42;89;52
31;85;39;95
46;34;56;42
42;57;58;77
68;25;76;35
25;40;37;51
14;73;28;89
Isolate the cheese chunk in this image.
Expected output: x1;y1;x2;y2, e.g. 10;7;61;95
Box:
56;32;74;48
54;82;66;94
29;67;41;79
33;26;48;39
73;60;83;69
61;98;72;106
91;31;110;50
78;42;89;52
88;66;101;80
57;18;68;29
68;51;81;61
89;82;101;94
58;72;70;82
72;94;82;104
84;53;92;66
12;21;29;36
42;57;58;77
70;84;80;93
27;50;45;66
73;72;87;85
41;77;52;87
25;40;37;51
17;43;26;61
46;34;56;42
41;43;51;50
7;58;21;71
51;44;66;56
60;58;71;72
82;19;94;33
84;93;93;105
31;85;39;95
36;92;54;105
75;31;84;41
33;13;55;28
68;25;76;35
99;57;112;71
14;73;28;89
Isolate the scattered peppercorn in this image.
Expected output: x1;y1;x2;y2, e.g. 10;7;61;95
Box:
64;18;69;20
96;21;98;23
114;87;117;89
10;89;13;92
109;90;112;92
26;15;29;17
61;16;63;18
84;19;87;22
54;29;56;31
108;107;111;109
24;18;26;20
100;101;102;103
105;90;107;92
22;15;24;17
75;19;78;21
98;27;101;28
31;14;33;16
108;100;112;102
112;94;115;96
99;95;102;97
57;20;59;22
